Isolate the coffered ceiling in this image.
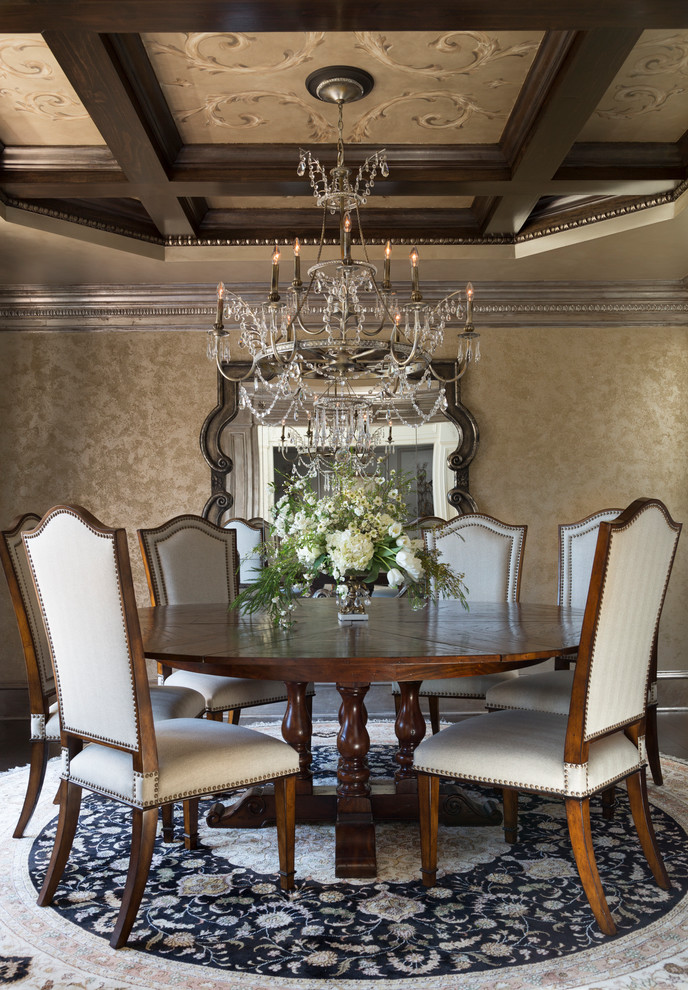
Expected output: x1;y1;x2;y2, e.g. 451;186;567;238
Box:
0;1;687;287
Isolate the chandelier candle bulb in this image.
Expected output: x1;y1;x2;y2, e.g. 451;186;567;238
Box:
270;244;280;300
342;214;352;262
215;282;225;327
383;240;391;289
466;282;474;325
410;247;422;301
293;238;302;288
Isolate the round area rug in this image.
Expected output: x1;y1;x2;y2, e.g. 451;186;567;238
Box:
2;722;688;990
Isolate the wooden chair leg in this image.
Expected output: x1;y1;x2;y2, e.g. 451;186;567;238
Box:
428;696;440;735
37;780;82;906
503;787;519;844
274;774;296;892
601;785;616;820
183;798;199;850
418;772;440;887
110;806;158;949
227;708;241;725
565;796;616;935
14;739;50;838
626;770;671;889
160;803;174;843
645;703;663;786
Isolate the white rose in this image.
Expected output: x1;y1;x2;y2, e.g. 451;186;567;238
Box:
396;534;411;548
388;521;403;538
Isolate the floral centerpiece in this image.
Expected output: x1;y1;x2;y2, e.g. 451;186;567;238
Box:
232;464;468;628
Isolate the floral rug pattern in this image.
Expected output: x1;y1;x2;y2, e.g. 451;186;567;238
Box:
2;723;688;990
24;740;688;983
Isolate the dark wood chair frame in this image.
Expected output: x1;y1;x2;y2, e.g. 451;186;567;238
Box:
0;512;57;837
418;499;681;936
31;506;296;949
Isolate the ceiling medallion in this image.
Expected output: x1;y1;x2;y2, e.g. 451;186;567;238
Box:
207;65;479;463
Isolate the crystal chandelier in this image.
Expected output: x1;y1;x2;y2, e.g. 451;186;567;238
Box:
278;378;393;480
207;66;480;440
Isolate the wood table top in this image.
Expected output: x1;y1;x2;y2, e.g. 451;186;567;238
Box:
139;599;583;683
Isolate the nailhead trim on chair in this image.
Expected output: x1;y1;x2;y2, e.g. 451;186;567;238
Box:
205;686;315;713
412;760;645;798
61;764;299;809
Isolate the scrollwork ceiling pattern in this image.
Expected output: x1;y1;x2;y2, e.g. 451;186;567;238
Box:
354;31;539;78
0;34;101;142
586;30;688;138
171;88;335;141
147;30;534;144
148;32;326;75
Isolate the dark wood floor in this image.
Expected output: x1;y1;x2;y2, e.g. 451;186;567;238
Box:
1;683;686;773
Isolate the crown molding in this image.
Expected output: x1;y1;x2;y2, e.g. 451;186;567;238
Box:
0;280;686;331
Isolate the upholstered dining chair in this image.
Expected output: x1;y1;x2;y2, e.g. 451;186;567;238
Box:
0;512;206;839
24;505;298;949
223;516;268;586
138;514;313;723
483;508;662;786
393;512;527;733
414;498;681;936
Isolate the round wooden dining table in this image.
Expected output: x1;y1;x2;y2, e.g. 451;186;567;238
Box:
140;597;583;878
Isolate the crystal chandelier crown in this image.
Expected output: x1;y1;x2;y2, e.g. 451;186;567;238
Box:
207;66;480;440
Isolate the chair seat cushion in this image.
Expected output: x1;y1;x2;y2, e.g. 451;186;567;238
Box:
63;719;300;807
413;709;645;798
485;669;575;714
392;672;519;699
150;684;206;720
164;670;313;712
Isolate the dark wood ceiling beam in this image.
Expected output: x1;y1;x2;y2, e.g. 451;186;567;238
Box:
42;31;202;237
556;142;687;180
4;0;688;32
485;27;643;235
200;207;482;241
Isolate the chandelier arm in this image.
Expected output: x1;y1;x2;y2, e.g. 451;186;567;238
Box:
388;320;422;368
429;360;469;385
215;354;258;383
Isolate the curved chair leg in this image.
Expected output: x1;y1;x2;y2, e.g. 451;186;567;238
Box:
14;739;50;838
565;796;616;935
110;806;158;949
428;697;441;736
503;788;518;844
644;704;663;786
37;780;82;906
626;770;671;889
274;774;296;892
418;772;440;887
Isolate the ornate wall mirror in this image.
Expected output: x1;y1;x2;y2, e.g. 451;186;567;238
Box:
200;360;479;527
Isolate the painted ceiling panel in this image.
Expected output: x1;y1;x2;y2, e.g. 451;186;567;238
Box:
580;30;688;142
142;31;542;145
0;34;105;145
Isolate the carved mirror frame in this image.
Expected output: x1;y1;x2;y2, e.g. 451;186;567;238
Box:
200;360;479;525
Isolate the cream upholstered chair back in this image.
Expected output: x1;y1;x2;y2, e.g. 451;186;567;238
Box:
571;499;680;744
223;517;266;585
1;514;56;713
23;506;153;754
559;509;622;609
138;514;239;606
426;512;527;602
